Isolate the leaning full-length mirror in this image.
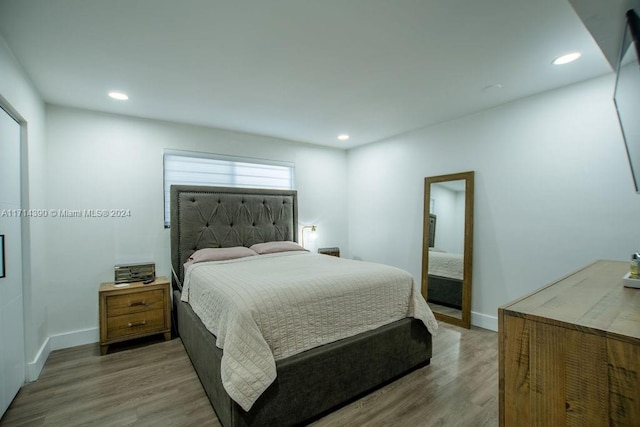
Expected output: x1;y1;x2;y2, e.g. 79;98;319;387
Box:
421;171;474;328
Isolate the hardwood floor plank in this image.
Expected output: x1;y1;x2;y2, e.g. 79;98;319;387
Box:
1;323;497;427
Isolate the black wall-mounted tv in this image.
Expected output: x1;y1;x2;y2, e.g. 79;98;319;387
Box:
614;9;640;193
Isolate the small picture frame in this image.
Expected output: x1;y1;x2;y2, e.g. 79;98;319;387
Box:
0;235;5;278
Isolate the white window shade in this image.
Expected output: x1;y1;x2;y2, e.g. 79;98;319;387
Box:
163;151;294;227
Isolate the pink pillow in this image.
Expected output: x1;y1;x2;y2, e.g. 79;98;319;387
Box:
250;241;308;254
188;246;257;264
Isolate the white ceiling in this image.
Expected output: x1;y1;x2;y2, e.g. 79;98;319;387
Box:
0;0;617;149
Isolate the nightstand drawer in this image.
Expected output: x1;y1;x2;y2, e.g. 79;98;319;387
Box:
106;289;164;317
106;309;166;340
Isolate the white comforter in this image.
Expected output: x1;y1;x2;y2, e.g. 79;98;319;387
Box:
428;250;464;280
181;251;438;411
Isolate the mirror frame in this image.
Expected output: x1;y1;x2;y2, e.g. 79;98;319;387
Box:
421;171;474;329
614;9;640;193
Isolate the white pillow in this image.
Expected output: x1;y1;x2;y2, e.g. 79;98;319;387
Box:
250;241;308;255
188;246;257;263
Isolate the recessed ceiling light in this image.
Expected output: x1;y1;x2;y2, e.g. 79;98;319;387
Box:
108;91;129;100
552;52;582;65
337;134;349;141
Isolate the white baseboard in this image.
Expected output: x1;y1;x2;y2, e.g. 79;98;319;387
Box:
27;337;50;382
50;327;99;351
26;328;100;382
26;328;99;382
471;311;498;331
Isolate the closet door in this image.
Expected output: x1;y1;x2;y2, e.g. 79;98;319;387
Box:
0;106;24;418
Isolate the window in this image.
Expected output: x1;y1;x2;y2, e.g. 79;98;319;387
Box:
163;150;294;227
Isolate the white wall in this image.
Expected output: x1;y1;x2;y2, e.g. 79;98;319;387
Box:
347;74;640;330
44;105;348;339
0;37;48;380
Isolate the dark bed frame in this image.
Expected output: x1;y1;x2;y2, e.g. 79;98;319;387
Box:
170;185;433;427
426;275;462;309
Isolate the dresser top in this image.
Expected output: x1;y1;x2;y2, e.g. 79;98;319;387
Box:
99;276;169;293
500;260;640;342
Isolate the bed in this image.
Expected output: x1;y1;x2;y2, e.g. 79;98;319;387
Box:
170;185;435;427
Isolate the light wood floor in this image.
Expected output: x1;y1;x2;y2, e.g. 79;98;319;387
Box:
0;323;498;427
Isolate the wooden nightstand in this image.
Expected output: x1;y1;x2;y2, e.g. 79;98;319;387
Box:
99;276;171;355
318;247;340;257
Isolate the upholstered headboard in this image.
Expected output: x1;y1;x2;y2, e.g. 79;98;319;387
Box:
170;185;298;290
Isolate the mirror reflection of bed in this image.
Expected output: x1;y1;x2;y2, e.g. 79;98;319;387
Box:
422;171;474;328
428;244;463;316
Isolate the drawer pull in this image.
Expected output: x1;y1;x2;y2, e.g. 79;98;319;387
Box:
128;320;147;327
129;301;146;307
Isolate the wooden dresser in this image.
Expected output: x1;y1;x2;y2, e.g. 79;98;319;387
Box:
499;260;640;426
99;276;171;355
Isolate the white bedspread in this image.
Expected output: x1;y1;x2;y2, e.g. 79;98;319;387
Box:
428;250;464;280
181;251;438;411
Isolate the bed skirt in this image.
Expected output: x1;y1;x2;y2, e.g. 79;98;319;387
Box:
174;290;432;427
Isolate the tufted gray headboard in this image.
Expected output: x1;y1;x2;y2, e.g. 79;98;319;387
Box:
170;185;298;290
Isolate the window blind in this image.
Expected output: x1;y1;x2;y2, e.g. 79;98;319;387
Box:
163;150;294;227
